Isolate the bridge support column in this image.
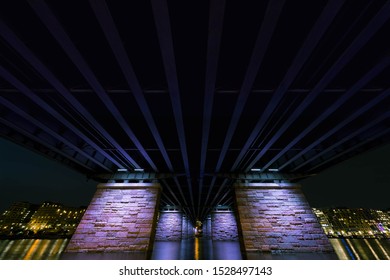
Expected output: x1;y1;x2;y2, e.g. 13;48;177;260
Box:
155;207;183;241
181;215;194;239
234;183;334;258
211;207;239;241
202;215;212;239
64;182;161;258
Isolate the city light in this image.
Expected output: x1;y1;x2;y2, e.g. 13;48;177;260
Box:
313;207;390;238
0;201;86;238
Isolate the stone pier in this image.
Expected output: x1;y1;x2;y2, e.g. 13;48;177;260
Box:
64;182;161;258
234;183;335;258
155;206;183;241
155;206;194;241
202;215;212;239
211;206;239;241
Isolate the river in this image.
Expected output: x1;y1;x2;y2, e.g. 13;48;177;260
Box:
0;238;389;260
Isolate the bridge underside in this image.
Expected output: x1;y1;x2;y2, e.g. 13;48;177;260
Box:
0;0;390;221
63;181;335;259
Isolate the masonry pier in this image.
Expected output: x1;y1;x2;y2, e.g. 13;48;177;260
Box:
234;183;336;259
63;182;161;259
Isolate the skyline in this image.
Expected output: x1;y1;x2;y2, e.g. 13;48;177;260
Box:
1;137;389;213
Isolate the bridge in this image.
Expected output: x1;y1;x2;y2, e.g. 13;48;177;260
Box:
0;0;389;259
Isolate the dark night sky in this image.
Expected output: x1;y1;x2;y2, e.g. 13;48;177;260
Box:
0;138;96;212
0;138;389;212
301;142;390;210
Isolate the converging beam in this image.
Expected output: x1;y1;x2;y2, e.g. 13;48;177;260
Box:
202;0;286;214
28;0;155;170
215;0;286;172
151;0;194;212
261;57;390;171
0;18;137;171
283;89;390;171
0;117;95;172
199;0;226;215
0;65;124;169
89;0;192;217
307;127;390;173
89;0;173;172
0;96;111;171
290;111;390;171
229;0;345;170
245;1;390;171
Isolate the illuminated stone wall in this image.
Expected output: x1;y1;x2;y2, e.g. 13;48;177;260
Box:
65;183;160;253
234;184;334;254
181;215;193;239
155;211;183;241
211;209;239;241
203;215;212;239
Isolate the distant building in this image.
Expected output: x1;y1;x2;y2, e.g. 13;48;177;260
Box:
0;202;38;234
0;201;86;238
375;209;390;235
27;202;86;235
313;208;390;238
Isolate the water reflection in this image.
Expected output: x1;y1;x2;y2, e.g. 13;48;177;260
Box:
151;238;242;260
1;238;389;260
329;238;390;260
194;237;199;260
0;239;69;260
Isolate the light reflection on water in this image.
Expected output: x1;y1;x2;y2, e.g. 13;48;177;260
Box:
1;238;389;260
194;237;199;260
151;239;242;260
0;239;69;260
329;238;390;260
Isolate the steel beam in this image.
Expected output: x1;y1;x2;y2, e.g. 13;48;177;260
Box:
151;0;194;210
212;172;311;181
214;0;286;173
303;1;373;87
245;1;390;171
201;0;286;214
229;0;345;170
209;184;232;210
261;57;390;171
0;118;95;172
88;0;192;217
0;65;123;169
92;171;306;183
89;0;173;172
0;18;139;171
199;0;226;215
290;112;390;171
279;89;390;171
28;0;155;170
307;127;390;173
1;87;385;95
161;179;183;209
0;96;111;171
92;172;179;181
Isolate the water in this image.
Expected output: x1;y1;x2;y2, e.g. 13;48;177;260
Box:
61;238;243;260
152;239;242;260
329;238;390;260
1;238;389;260
0;239;69;260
